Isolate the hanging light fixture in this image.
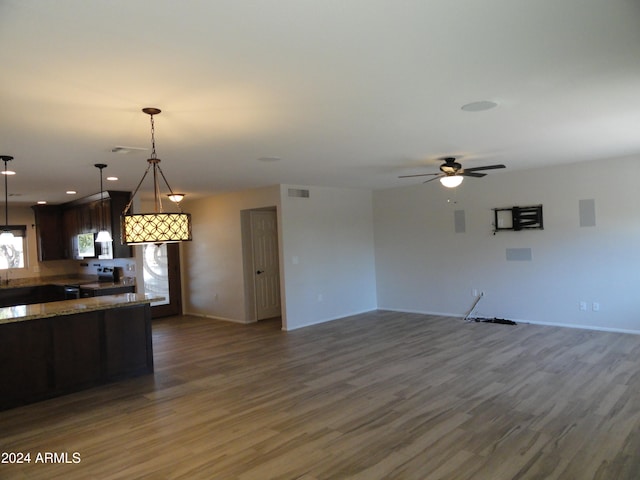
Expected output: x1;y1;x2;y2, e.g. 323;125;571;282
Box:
0;155;15;245
440;175;464;188
94;163;113;243
167;193;185;203
122;108;192;245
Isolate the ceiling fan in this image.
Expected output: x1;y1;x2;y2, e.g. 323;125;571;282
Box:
399;157;506;188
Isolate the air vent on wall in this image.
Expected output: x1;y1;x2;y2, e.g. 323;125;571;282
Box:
288;188;310;198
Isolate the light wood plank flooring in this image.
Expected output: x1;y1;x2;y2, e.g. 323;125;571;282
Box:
2;311;640;479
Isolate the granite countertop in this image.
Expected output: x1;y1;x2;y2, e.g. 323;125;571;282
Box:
0;293;163;325
77;281;135;291
44;277;101;287
0;275;97;289
0;275;135;290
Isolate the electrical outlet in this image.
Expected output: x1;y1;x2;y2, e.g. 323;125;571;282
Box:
579;301;587;311
472;288;478;297
592;302;600;312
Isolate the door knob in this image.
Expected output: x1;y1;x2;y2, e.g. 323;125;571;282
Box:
256;270;264;275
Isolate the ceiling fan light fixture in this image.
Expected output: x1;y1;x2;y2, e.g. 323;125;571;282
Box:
122;108;193;245
440;175;464;188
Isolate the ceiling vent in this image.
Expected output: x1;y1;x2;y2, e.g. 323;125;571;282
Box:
288;188;310;198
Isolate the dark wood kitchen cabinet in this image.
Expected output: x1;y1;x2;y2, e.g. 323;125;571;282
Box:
0;319;51;407
33;191;133;260
105;191;133;258
80;284;135;298
52;313;102;390
0;302;153;411
0;285;66;307
61;206;80;258
104;306;152;379
31;205;65;261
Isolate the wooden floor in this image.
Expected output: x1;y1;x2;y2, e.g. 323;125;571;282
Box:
2;311;640;479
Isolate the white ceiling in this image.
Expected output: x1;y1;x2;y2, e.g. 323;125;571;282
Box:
2;0;640;205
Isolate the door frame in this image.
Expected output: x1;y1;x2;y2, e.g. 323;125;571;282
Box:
241;206;283;325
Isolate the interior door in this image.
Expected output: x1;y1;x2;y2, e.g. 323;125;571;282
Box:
250;210;281;320
141;242;182;318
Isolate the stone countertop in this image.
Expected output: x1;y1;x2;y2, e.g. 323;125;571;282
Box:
0;293;163;325
0;275;98;289
77;281;136;291
42;277;101;287
0;276;135;290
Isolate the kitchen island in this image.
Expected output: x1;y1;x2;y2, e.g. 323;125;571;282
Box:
0;293;162;411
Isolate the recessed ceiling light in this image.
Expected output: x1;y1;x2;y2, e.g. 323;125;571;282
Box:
37;200;47;204
66;190;77;195
461;100;498;112
258;156;281;162
106;176;118;181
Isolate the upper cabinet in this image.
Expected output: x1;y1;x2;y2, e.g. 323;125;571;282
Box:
105;191;133;259
33;191;133;261
31;205;65;261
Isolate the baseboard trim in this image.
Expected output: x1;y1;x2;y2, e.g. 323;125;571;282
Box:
182;311;249;325
378;307;640;335
521;319;640;335
284;308;378;331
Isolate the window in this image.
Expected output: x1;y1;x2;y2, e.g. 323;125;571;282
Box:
0;225;27;269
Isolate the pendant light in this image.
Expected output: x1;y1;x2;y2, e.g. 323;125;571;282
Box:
0;155;15;245
167;193;185;203
94;163;113;243
122;108;192;245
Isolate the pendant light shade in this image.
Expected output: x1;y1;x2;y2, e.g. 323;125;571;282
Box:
0;155;15;245
95;163;113;243
123;213;192;244
440;175;464;188
122;108;192;245
95;230;113;243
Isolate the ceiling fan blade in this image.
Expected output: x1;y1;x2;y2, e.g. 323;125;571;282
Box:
462;164;506;172
424;175;444;183
460;171;486;178
398;173;440;178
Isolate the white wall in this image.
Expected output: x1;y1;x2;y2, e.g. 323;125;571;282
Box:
182;186;281;323
181;184;377;331
374;154;640;333
279;185;377;330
